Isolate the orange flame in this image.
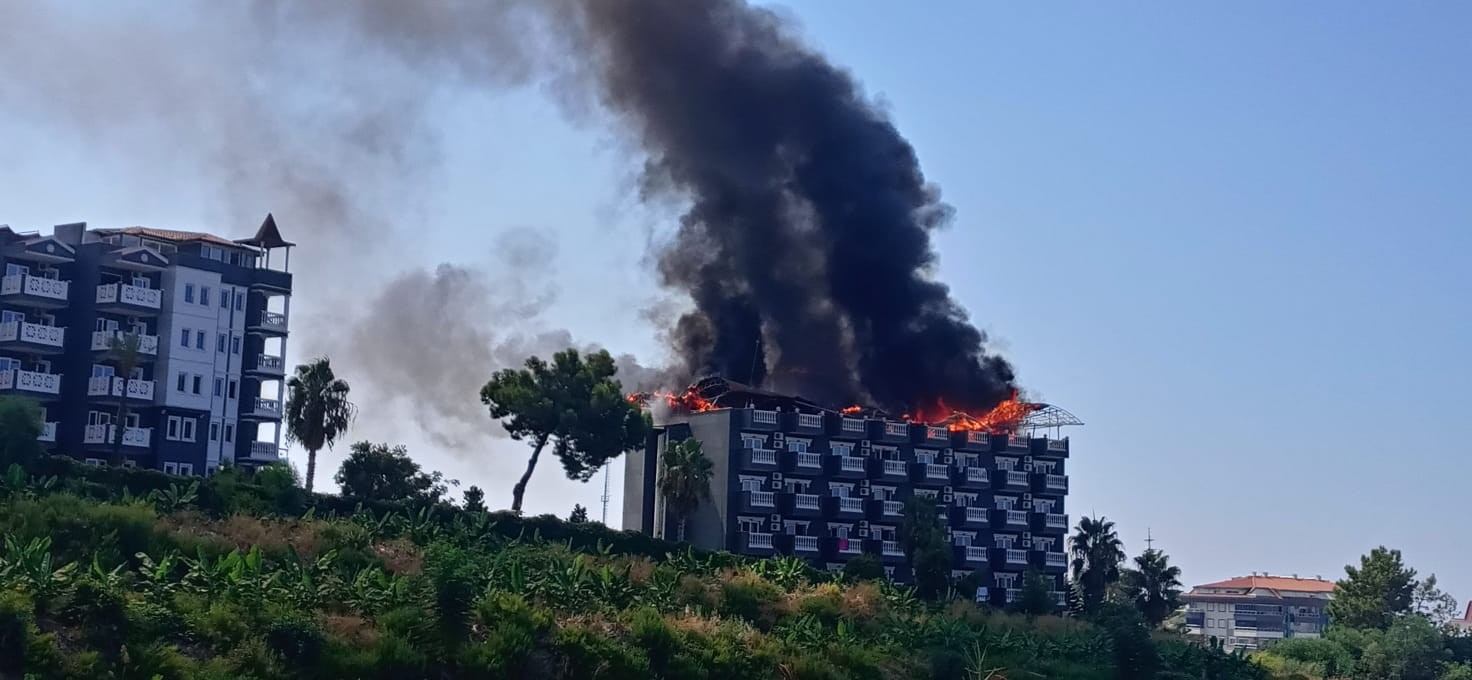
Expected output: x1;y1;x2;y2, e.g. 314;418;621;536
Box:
908;390;1040;434
839;405;862;415
626;385;717;413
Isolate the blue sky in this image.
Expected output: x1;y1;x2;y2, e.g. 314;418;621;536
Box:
1;2;1468;599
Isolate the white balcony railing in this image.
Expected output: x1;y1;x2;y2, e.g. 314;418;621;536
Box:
82;424;151;447
1006;549;1028;564
250;441;279;459
1006;510;1029;525
966;467;989;483
966;507;989;523
794;493;820;510
127;379;155;400
38;422;57;442
1007;470;1031;486
96;283;161;309
255;354;285;373
966;431;989;445
90;330;159;355
882;540;904;556
882;500;903;516
257;310;288;331
750;409;777;425
788;453;818;469
926;426;948;441
797;413;823;429
1;274;69;301
746;532;774;549
1055;591;1068;606
0;369;61;394
0;321;65;348
749;491;775;507
965;546;988;562
926;463;950;479
1046;438;1068;452
838;497;864;513
836;537;863;554
1046;474;1067;490
794;535;819;552
1005;588;1022;603
884;422;908;437
1045;552;1067;568
882;459;907;475
1046;513;1068;528
841;417;864;433
1009;435;1030;449
840;456;866;473
252;398;283;418
749;447;777;465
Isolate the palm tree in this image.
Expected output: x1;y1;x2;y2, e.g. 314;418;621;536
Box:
1069;515;1125;612
657;438;713;542
1120;548;1183;627
106;332;143;467
285;358;355;493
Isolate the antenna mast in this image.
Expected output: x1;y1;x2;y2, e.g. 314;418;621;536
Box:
600;463;611;524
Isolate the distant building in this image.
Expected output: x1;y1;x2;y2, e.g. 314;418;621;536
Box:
1450;603;1472;635
1182;575;1334;652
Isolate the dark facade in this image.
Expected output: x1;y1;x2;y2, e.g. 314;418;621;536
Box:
625;406;1072;608
0;219;292;475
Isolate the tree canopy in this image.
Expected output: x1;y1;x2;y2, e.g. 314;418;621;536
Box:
1328;546;1418;631
335;441;454;503
1069;515;1125;613
285;358;356;493
0;397;44;468
1119;548;1183;627
899;495;952;600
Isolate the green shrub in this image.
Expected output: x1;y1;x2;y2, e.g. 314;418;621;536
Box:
553;625;651;680
718;573;784;628
0;589;35;674
265;608;326;664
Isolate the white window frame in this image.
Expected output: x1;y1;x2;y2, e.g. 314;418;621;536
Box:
166;416;181;441
179;463;194;476
181;418;196;442
163;461;179;474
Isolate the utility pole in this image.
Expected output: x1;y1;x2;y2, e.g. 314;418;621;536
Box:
600;463;611;524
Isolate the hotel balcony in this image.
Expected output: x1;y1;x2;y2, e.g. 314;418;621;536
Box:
1036;550;1068;574
38;422;57;443
737;489;778;513
960;545;989;565
868;538;907;564
1041;438;1070;457
922;426;950;444
879;421;911;442
961;430;990;450
872;457;909;481
869;498;904;522
0;369;61;398
784;451;824;475
837;416;867;437
1039;473;1069;495
780;491;824;518
1007;435;1031;451
993;548;1030;569
740;408;780;431
999;469;1031;492
87;376;155;401
785;534;821;556
242;397;283;421
953;505;990;528
1034;512;1069;535
95;283;161;315
823;536;864;558
956;466;989;490
248;310;289;336
912;462;952;487
826;454;869;479
82;424;151;449
0;321;65;355
247;353;286;377
793;412;825;432
740;445;779;471
248;441;279;461
825;495;866;519
90;330;159;357
0;274;69;308
995;509;1031;531
738;531;778;556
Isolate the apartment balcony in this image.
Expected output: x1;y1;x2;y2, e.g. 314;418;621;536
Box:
962;430;990;450
248;441;279;461
953;505;990;528
780;492;824;518
793;412;825;432
95;283;161;315
1007;435;1032;451
740;446;780;471
879;421;910;441
1042;438;1070;457
824;536;864;558
38;422;57;443
242;397;283;421
738;531;778;556
783;451;824;475
87;376;155;401
1037;551;1068;574
738;489;778;513
0;274;69;308
993;548;1030;568
247;353;286;377
825;495;866;519
960;545;988;565
869;498;904;522
994;509;1030;531
1034;512;1069;535
248;310;289;336
999;469;1031;492
868;538;907;564
872;457;909;481
912;462;952;487
789;534;820;555
1004;588;1023;604
826;454;868;479
0;369;61;398
922;426;950;444
0;321;65;354
837;416;867;437
82;424;151;449
955;466;989;490
90;330;159;357
741;408;780;430
1036;473;1069;496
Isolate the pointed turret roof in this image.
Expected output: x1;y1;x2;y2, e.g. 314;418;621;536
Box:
235;213;294;248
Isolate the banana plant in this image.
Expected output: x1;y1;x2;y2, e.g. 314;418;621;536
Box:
0;535;76;602
134;550;181;597
87;552;127;590
149;481;199;513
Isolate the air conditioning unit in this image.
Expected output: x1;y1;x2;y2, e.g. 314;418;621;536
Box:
858;487;871;496
942;492;954;503
859;479;871;489
1023;463;1034;472
943;485;954;494
1022;538;1032;549
1023;531;1032;540
857;528;870;539
770;478;783;490
1022;493;1032;501
772;432;785;444
943;453;954;465
1024;455;1033;464
858;520;870;529
772;472;784;482
859;440;872;451
1022;499;1033;509
769;521;782;532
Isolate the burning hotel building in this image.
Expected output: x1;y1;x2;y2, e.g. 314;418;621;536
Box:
625;377;1081;607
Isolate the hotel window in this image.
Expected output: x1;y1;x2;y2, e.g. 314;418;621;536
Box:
176;372;187;392
164;462;179;474
179;329;190;347
192;375;202;395
166;416;180;440
231;336;241;354
220;287;230;308
200;286;210;306
210;422;220;441
184;284;194;303
195;331;205;349
181;418;196;442
228;380;238;399
224;424;233;443
217;333;226;353
214;378;223;397
178;463;194;476
235;292;244;310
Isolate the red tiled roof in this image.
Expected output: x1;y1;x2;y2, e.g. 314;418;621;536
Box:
97;227;239;248
1197;576;1336;593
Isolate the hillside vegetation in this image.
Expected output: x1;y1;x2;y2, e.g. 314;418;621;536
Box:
0;456;1266;680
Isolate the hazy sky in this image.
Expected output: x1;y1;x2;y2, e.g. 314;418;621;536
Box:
1;2;1468;600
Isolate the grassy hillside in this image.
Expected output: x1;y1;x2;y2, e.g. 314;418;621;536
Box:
0;457;1263;679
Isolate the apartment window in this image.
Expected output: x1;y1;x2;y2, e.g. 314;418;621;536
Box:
231;336;241;354
166;416;180;440
210;422;220;441
179;328;190;347
214;377;223;397
163;462;179;474
184;284;195;303
176;372;186;392
739;476;763;492
192;375;202;395
235;292;244;311
181;418;196;442
217;333;226;353
228;379;238;399
220;287;230;308
200;286;210;306
224;424;234;443
179;463;194;476
195;331;205;349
